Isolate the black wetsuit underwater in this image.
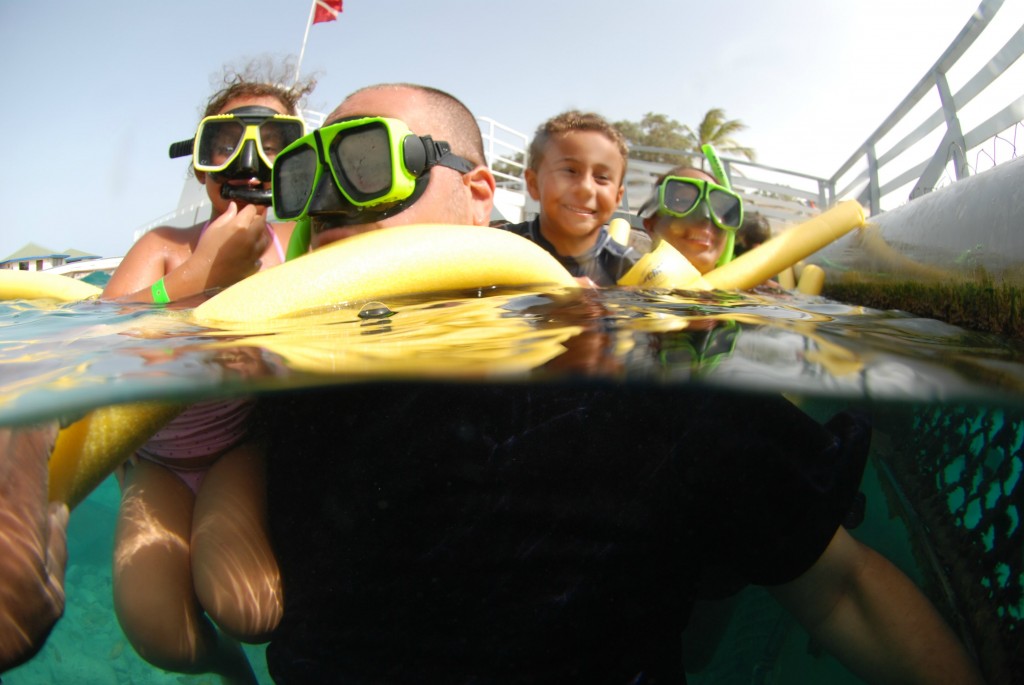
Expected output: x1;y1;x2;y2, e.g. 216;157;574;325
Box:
264;383;869;684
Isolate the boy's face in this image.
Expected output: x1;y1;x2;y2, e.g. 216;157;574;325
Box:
525;131;625;251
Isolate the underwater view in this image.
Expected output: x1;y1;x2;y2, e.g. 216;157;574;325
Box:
1;284;1021;684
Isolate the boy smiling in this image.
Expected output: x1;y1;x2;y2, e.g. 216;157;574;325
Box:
505;111;648;285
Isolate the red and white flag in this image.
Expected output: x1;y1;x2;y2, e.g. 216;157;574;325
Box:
313;0;342;24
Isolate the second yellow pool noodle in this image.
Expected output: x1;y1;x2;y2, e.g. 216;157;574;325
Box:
48;402;184;509
777;267;797;290
704;201;865;290
618;240;711;290
797;264;826;295
0;270;102;302
607;217;633;246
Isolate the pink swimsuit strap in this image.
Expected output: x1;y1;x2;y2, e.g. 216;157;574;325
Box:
199;219;286;265
267;224;286;263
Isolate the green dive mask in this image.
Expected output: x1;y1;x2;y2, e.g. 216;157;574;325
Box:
650;176;744;232
271;116;475;223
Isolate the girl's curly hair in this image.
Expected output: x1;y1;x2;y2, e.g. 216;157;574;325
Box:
203;55;318;117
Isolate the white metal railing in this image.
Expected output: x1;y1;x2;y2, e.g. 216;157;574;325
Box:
829;0;1024;215
477;116;529;192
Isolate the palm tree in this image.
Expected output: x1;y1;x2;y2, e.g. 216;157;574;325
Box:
614;108;755;171
686;108;756;168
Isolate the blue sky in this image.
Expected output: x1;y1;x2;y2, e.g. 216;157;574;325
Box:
0;0;1010;258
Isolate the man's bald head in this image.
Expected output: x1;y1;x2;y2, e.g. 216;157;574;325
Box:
328;83;486;167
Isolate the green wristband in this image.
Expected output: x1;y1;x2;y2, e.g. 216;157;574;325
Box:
151;278;170;305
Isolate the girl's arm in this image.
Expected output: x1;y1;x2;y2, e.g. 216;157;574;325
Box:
104;203;270;303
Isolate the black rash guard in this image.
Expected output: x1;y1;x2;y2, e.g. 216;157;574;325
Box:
264;383;869;684
502;217;649;286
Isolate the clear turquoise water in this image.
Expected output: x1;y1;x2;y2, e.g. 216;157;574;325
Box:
2;286;1022;683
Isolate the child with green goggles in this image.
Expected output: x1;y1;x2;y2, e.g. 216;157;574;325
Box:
640;147;744;274
640;175;744;233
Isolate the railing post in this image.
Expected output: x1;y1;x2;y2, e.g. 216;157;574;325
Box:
935;71;969;180
866;146;881;216
482;119;496;170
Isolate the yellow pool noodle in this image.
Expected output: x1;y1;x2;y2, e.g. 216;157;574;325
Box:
37;213;853;508
797;264;826;295
42;224;579;507
777;267;797;290
607;217;633;246
193;224;578;325
48;402;184;508
704;201;865;290
618;240;711;290
0;270;101;302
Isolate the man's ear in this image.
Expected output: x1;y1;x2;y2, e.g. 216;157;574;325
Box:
194;170;206;184
464;165;496;226
525;168;540;201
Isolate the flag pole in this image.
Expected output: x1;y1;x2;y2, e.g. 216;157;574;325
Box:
294;0;318;85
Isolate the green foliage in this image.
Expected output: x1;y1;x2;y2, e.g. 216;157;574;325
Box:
613;112;695;166
492;151;526;181
614;108;755;168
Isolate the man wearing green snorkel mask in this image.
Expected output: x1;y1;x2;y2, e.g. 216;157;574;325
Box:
259;83;984;685
270;83;495;252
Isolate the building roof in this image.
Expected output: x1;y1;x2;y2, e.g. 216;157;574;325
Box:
4;242;63;261
2;243;100;264
63;248;102;262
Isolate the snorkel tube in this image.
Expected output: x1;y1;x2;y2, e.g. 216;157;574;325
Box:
169;136;276;205
701;143;736;267
217;137;274;205
221;185;273;205
286;216;312;260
